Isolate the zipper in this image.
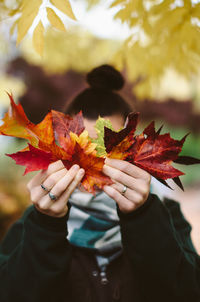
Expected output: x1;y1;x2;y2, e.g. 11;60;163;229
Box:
100;265;108;285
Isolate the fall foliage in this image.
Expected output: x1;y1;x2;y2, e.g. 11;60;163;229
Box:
0;0;76;55
1;94;200;193
1;0;200;98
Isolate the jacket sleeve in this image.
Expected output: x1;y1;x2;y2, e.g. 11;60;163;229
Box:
118;193;200;302
0;205;72;302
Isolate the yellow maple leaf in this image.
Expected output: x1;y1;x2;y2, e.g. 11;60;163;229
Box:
70;130;97;155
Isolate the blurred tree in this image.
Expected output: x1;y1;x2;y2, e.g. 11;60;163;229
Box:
108;0;200;98
76;0;200;98
20;28;121;74
1;0;200;100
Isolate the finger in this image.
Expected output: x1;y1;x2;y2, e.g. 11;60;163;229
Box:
36;165;81;210
49;165;80;198
29;168;68;203
103;185;137;213
105;158;151;181
103;164;146;194
111;182;143;203
27;160;65;190
49;168;85;215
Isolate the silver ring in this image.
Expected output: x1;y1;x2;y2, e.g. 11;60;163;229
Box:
41;184;50;192
49;192;58;201
121;185;127;195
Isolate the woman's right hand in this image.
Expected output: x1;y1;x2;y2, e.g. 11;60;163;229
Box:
27;160;85;218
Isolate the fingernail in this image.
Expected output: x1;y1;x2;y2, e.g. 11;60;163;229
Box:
105;158;113;166
72;164;79;171
78;169;85;176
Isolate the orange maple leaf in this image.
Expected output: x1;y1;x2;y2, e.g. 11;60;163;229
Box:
0;93;55;147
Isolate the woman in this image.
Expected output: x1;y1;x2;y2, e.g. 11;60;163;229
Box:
0;65;200;302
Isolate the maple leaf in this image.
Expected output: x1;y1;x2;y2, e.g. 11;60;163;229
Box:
67;143;112;194
124;121;187;189
104;112;139;160
69;130;97;155
105;112;139;153
103;113;200;190
0;93;55;147
125;121;186;175
63;130;112;193
0;93;37;145
45;130;111;193
7;144;55;175
52;110;85;148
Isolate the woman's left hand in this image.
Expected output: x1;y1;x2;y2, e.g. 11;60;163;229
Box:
103;158;151;214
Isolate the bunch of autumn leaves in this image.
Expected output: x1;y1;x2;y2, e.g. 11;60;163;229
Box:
0;94;199;194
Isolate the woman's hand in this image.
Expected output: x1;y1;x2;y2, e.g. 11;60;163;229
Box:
27;160;85;218
103;158;151;214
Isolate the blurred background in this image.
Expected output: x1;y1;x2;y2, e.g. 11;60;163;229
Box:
0;0;199;252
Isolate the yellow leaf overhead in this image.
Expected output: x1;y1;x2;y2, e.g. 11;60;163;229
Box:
17;0;42;45
84;0;102;10
50;0;76;20
46;7;66;31
1;0;76;55
1;0;200;98
33;21;44;56
108;0;200;98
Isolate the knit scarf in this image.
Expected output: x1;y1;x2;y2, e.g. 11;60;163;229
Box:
67;190;122;256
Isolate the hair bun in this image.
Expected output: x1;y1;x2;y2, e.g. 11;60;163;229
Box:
86;64;124;91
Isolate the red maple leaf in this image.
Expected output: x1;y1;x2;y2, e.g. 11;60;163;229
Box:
52;110;85;149
104;112;139;153
104;114;199;190
125;122;186;183
7;144;55;175
66;143;112;194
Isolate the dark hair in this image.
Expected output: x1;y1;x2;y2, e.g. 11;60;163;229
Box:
66;65;132;120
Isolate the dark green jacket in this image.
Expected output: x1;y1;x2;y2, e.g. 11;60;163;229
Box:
0;194;200;302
